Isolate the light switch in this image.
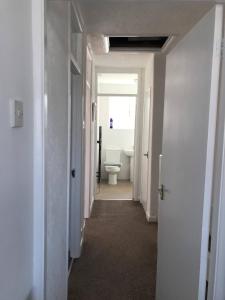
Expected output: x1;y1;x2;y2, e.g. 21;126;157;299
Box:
10;99;24;128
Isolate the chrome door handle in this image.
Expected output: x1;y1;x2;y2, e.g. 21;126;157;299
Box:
144;152;148;158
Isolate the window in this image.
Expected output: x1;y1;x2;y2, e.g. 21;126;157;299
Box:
108;96;136;130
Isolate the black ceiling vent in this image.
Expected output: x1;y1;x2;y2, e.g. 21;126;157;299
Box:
109;36;168;51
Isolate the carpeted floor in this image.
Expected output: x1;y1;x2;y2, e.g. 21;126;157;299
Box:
68;200;157;300
95;181;133;200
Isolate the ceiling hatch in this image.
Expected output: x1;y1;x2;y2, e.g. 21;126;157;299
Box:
109;36;169;51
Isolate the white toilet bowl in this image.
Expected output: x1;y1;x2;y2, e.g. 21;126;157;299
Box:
104;149;121;185
104;165;120;185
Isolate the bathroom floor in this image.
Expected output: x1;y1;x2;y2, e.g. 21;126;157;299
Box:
95;180;133;200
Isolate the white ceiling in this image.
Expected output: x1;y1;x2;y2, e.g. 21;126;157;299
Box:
77;1;213;37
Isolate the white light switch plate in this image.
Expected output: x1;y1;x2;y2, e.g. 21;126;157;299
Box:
10;99;24;128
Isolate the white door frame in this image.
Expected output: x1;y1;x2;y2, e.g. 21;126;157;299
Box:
32;0;46;299
93;66;143;201
208;9;225;299
198;5;223;298
140;86;154;221
84;44;94;219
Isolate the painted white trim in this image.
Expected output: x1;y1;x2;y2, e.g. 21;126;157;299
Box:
97;93;138;97
67;1;72;279
68;258;74;278
133;68;144;202
145;85;154;220
133;197;140;202
208;8;225;300
82;219;86;232
32;0;45;299
96;198;132;201
83;42;93;219
90;196;95;215
198;5;223;299
209;135;225;299
71;1;84;33
145;212;158;223
161;35;176;53
80;237;84;250
70;53;82;75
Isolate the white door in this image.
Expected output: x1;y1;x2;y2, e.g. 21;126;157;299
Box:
156;6;223;300
140;88;152;211
69;73;83;258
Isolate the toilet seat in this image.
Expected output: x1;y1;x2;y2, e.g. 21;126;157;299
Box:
105;165;120;173
104;149;121;185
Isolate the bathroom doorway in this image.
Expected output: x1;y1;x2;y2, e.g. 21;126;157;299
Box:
95;70;140;200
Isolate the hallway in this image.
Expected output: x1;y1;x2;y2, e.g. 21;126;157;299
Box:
95;181;133;200
68;200;157;300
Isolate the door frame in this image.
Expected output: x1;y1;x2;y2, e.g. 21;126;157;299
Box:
92;66;143;201
83;44;94;219
198;5;223;298
140;86;154;221
32;0;46;299
208;8;225;299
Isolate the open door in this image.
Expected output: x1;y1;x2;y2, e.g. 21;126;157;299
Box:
140;87;153;214
69;71;84;259
156;6;223;300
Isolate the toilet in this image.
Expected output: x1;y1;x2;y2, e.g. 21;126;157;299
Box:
104;149;121;185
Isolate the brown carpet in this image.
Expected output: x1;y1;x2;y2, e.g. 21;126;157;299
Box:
95;181;133;200
68;200;157;300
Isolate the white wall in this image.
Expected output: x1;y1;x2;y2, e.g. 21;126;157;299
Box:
0;1;33;299
46;2;69;299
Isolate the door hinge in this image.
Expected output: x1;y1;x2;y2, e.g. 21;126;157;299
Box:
221;38;224;59
205;280;208;300
208;234;211;252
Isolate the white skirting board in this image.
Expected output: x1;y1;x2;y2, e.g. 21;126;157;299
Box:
90;196;94;215
146;212;158;223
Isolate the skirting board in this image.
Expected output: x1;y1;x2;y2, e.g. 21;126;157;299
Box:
79;220;86;255
90;196;94;215
133;197;140;202
80;237;84;251
146;212;158;223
